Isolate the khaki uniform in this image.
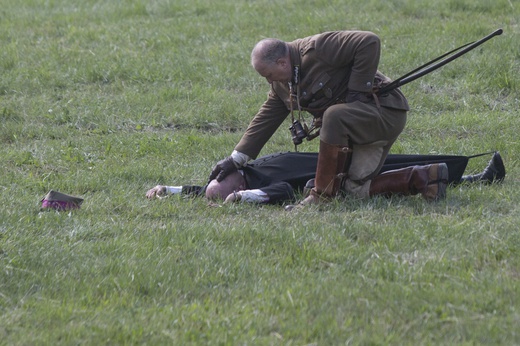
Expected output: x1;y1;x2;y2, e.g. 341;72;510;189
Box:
235;31;410;198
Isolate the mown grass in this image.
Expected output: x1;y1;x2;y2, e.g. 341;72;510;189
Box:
1;0;519;344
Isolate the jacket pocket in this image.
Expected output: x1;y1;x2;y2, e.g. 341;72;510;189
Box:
310;72;331;95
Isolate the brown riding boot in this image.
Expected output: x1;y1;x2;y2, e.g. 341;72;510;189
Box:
369;163;449;201
285;140;350;210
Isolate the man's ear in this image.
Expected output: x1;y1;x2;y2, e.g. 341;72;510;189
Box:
277;57;288;67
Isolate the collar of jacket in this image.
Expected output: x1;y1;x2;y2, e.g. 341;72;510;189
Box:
288;45;302;85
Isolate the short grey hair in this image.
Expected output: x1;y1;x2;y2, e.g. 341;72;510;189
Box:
251;38;288;66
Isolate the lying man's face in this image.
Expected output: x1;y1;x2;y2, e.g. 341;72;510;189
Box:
205;171;246;200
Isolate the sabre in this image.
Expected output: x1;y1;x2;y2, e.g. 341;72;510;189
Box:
377;28;503;95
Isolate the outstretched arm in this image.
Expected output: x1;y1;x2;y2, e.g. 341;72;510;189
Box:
224;181;295;205
146;185;179;199
146;185;205;199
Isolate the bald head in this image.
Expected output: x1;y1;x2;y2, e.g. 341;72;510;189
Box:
205;171;246;201
251;38;292;84
251;38;289;69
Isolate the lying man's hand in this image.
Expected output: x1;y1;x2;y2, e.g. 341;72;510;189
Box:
224;189;269;204
208;156;238;182
146;185;167;199
224;191;242;203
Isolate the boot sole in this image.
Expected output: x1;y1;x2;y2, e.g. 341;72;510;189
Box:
492;152;506;182
426;163;449;201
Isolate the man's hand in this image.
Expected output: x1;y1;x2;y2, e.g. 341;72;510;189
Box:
223;189;270;204
208;156;238;182
224;191;242;203
146;185;167;199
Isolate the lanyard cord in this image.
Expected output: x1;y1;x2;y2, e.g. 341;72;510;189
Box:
289;81;304;151
289;84;303;118
289;61;302;151
289;65;303;122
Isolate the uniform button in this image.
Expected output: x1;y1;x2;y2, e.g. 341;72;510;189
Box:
319;82;323;87
366;82;372;87
302;91;307;96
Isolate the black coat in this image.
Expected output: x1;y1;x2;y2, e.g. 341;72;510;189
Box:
183;151;471;204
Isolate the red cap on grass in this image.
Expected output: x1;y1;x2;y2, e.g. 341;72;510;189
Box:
41;190;84;211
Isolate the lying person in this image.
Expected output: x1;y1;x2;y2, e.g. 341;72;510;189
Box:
146;151;505;205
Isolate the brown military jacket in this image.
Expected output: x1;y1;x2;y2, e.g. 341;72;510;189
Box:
235;31;409;159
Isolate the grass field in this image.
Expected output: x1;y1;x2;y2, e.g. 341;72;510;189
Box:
1;0;519;344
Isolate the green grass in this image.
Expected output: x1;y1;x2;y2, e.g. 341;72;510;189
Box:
1;0;519;344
